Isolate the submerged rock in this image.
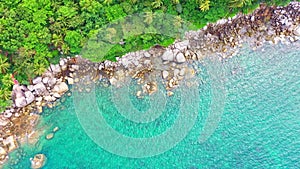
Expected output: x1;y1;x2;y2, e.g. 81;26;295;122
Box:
0;147;8;164
30;154;47;169
67;77;74;85
3;136;18;152
46;133;54;140
53;127;59;133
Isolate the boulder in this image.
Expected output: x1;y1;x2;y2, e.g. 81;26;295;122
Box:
50;64;61;74
42;77;49;84
162;71;169;79
99;64;104;70
136;91;142;97
33;82;47;95
174;40;189;50
15;97;27;108
144;60;151;65
61;64;68;71
0;147;7;156
175;53;186;63
144;52;151;58
3;111;12;118
47;78;57;87
25;91;35;104
44;96;55;102
52;82;69;95
174;69;180;77
167;91;174;97
59;59;65;66
121;58;130;68
53;127;59;132
46;133;54;140
294;25;300;36
32;77;42;85
52;93;61;98
3;136;18;152
0;116;10;126
37;106;43;113
67;78;74;85
161;50;174;61
179;68;186;76
30;154;47;169
12;85;23;99
0;147;7;163
27;85;34;91
109;77;118;86
71;65;79;70
35;97;43;102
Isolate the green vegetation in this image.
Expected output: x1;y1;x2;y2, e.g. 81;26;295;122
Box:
0;0;293;111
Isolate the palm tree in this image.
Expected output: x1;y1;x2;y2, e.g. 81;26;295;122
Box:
144;11;156;25
172;0;180;4
51;34;64;49
198;0;210;11
229;0;251;8
103;0;113;5
129;0;137;4
0;55;10;74
34;63;47;76
105;28;117;43
152;0;163;9
33;57;48;76
0;88;11;100
1;74;13;88
61;43;70;54
173;16;184;28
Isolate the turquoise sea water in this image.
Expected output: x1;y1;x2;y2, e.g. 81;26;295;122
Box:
4;42;300;169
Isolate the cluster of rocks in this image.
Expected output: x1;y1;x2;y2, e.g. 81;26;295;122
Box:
0;1;299;166
92;2;300;97
0;57;78;165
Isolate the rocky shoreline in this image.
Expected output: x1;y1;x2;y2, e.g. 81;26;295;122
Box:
0;2;299;167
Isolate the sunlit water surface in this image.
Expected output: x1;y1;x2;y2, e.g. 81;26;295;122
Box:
4;42;300;169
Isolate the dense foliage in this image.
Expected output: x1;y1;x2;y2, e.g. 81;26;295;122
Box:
0;0;293;111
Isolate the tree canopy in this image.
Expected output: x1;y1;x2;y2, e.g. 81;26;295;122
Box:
0;0;293;111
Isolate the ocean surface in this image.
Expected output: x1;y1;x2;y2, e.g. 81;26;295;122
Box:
4;42;300;169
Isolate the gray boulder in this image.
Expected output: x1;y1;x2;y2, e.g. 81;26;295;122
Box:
175;53;186;63
48;77;57;87
25;91;35;104
294;25;300;36
50;64;61;74
162;71;169;79
15;97;27;107
33;82;47;95
32;77;42;85
52;82;68;95
161;50;174;61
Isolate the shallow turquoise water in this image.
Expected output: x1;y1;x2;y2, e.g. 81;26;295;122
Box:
5;42;300;169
